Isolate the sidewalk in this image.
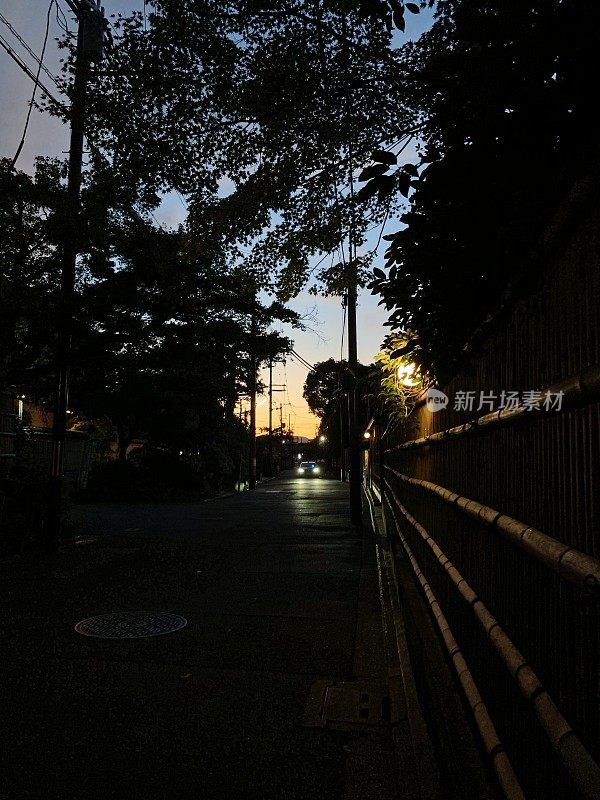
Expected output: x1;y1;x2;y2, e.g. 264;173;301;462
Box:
1;475;401;800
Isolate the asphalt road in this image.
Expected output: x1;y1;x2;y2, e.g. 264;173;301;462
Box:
0;474;400;800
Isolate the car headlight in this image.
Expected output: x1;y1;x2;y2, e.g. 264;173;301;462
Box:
298;468;304;473
313;467;320;473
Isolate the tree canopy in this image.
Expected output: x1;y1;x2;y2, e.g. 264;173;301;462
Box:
368;0;600;379
64;0;600;384
57;0;421;297
303;357;374;456
7;0;594;457
0;157;296;482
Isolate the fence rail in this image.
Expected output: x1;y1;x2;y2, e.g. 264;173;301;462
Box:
371;186;600;798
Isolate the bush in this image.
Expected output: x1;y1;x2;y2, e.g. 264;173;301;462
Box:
0;464;72;556
84;451;210;502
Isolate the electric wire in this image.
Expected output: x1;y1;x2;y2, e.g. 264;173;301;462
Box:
0;11;59;86
290;353;312;371
0;11;155;230
54;2;71;34
2;0;410;236
306;248;334;281
0;35;64;111
291;349;315;371
291;350;312;369
10;0;55;169
290;353;315;373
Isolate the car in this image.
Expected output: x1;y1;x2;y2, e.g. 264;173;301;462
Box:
297;461;321;477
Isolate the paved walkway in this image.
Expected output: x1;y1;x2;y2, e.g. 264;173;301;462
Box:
0;475;401;800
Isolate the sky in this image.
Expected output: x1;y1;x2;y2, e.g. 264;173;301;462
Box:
0;0;434;438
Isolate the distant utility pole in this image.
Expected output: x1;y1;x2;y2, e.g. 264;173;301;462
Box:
268;359;273;475
249;309;257;490
47;0;106;550
340;11;361;525
338;379;346;482
347;277;361;524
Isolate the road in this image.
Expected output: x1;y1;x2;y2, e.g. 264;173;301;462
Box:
1;474;406;800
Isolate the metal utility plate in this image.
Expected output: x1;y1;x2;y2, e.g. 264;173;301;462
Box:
75;611;187;639
303;679;391;729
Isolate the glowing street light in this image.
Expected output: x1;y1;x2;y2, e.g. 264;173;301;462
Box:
397;362;419;388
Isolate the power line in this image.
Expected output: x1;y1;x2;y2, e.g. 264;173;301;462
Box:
10;0;55;169
0;10;59;86
289;353;310;371
0;22;162;234
0;34;64;111
291;349;314;371
54;2;71;34
306;248;333;281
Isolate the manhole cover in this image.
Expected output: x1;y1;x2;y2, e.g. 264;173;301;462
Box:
75;611;187;639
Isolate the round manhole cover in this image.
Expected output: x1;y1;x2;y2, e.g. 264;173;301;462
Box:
75;611;187;639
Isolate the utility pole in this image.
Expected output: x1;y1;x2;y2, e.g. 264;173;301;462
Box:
268;359;273;476
249;308;257;490
347;286;361;524
338;380;346;482
338;9;361;524
47;0;106;550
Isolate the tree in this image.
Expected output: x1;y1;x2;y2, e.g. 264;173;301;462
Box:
1;157;297;492
56;0;421;299
70;0;600;384
303;358;374;458
68;221;296;462
0;158;64;390
368;0;600;380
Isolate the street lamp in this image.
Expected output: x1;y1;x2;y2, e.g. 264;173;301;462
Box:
397;362;419;388
319;435;326;443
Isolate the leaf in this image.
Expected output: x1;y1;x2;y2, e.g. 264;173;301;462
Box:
357;175;383;201
377;174;396;201
373;267;386;279
406;2;420;13
390;340;418;357
397;173;412;197
392;10;405;31
372;149;397;165
403;163;419;177
358;163;389;182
